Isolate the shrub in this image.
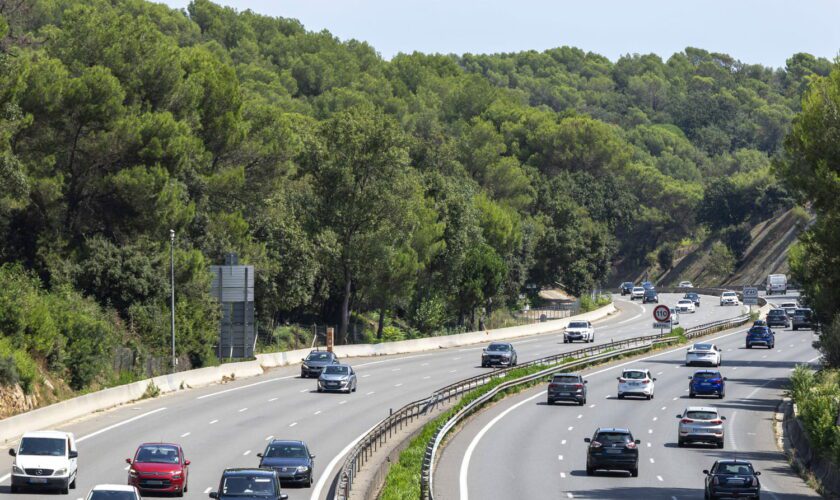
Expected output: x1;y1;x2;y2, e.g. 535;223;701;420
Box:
657;244;675;270
707;241;735;277
0;356;19;387
790;366;840;464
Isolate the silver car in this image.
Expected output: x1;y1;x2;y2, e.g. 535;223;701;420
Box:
317;365;357;394
676;406;726;448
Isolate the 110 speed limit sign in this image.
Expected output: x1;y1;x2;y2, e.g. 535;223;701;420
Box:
653;304;671;323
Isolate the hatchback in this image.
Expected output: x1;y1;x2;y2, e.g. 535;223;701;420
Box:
746;326;775;349
683;292;701;307
300;351;338;378
317;364;357;393
704;460;761;499
642;289;659;304
630;287;645;300
86;485;141;500
688;370;727;398
678;407;726;448
126;443;189;496
585;428;640;477
617;369;656;400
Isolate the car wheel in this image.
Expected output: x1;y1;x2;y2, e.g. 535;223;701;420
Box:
563;339;568;344
717;440;724;449
618;394;624;399
689;392;695;398
746;344;752;349
579;400;585;406
793;326;798;331
678;438;685;447
317;387;322;393
176;490;184;497
719;392;725;399
646;394;651;400
630;467;639;477
61;482;69;495
11;485;19;493
70;475;76;489
586;467;595;476
547;399;553;405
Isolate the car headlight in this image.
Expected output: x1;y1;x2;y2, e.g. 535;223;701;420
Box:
171;473;182;479
12;464;24;474
296;466;310;473
302;364;309;369
53;468;67;476
129;469;138;477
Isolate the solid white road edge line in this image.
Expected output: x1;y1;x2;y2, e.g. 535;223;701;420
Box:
458;325;751;499
310;421;380;500
196;375;295;400
78;407;168;443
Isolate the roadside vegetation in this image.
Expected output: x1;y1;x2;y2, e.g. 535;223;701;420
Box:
789;365;840;465
0;0;827;395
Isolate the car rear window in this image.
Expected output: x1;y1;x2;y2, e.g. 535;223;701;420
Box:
781;303;797;308
749;327;770;335
622;371;647;379
794;309;811;316
594;432;632;443
686;410;719;420
693;372;720;380
768;309;786;316
717;463;754;475
722;292;736;297
552;375;580;384
323;365;349;374
693;344;712;351
89;492;137;500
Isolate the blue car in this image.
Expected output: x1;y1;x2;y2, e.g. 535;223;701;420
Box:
688;370;727;399
642;281;654;290
746;326;775;349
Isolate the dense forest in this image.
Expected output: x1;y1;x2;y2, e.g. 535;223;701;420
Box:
0;0;833;392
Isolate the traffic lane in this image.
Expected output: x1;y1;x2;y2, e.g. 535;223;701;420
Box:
439;326;818;499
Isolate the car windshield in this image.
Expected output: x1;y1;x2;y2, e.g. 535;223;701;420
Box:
794;309;811;317
266;444;307;459
552;375;580;384
594;432;632;443
18;437;65;456
135;445;180;464
306;352;331;361
678;300;692;304
686;411;719;420
221;476;276;497
622;371;647;380
622;282;633;287
487;344;510;352
722;292;736;297
88;492;137;500
323;366;349;375
693;372;720;380
633;287;644;292
568;322;588;329
692;344;712;351
717;463;754;475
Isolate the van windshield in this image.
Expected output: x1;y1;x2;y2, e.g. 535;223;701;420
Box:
19;437;66;456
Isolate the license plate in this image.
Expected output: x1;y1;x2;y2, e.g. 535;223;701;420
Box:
29;478;47;484
630;382;640;386
557;392;570;396
147;481;163;485
605;449;622;454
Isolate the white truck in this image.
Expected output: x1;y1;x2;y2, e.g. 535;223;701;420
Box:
9;430;78;494
766;274;787;295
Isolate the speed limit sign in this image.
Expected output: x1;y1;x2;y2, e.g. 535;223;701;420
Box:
653;304;671;323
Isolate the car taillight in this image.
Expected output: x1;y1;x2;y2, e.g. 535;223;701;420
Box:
710;419;723;425
625;441;637;449
574;384;583;389
642;379;650;384
590;441;603;448
709;379;721;383
618;378;626;383
681;418;694;424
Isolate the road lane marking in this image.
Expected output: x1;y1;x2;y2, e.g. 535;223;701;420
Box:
204;488;212;494
558;455;563;461
366;391;375;396
265;435;274;441
268;397;278;402
314;410;322;415
339;400;347;405
652;417;657;421
243;450;251;456
395;383;403;387
561;440;567;445
449;370;457;373
648;429;653;434
289;422;297;427
238;407;248;412
650;458;655;463
300;389;308;393
422;363;430;366
392;368;401;371
809;355;821;363
209;419;218;425
673;397;678;400
560;472;566;478
423;376;431;379
567;493;574;498
568;426;573;431
589;404;596;408
124;465;130;470
197;375;295;400
657;475;664;482
661;406;666;410
180;432;191;437
577;414;582;419
657;371;663;375
647;443;651;447
77;407;168;443
362;374;371;378
311;421;380;500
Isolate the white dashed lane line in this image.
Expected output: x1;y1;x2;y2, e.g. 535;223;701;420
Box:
180;432;190;438
243;450;251;456
561;440;567;445
204;488;212;494
395;383;403;387
339;400;347;405
209;419;218;425
314;410;322;415
366;391;375;396
558;455;563;461
238;407;248;412
657;475;664;482
560;472;566;478
567;426;574;431
265;435;274;441
268;397;277;402
289;422;297;427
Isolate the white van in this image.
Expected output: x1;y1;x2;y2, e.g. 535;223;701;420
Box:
766;274;787;295
9;430;78;494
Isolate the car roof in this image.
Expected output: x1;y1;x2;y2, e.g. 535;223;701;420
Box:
138;442;180;448
685;406;719;412
91;485;138;492
222;468;277;477
722;291;737;294
622;368;648;373
716;459;753;465
769;308;786;312
489;342;512;346
596;427;631;433
268;440;306;446
692;369;720;375
21;430;72;439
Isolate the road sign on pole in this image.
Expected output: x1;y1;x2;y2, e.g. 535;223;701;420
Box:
743;287;759;305
653;305;671;323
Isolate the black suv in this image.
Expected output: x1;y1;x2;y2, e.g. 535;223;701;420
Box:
585;428;640;477
703;460;761;499
620;282;634;296
766;308;789;328
642;289;659;304
547;374;587;405
258;440;315;487
209;468;288;500
684;292;701;307
792;308;813;331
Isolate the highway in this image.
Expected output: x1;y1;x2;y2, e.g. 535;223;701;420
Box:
434;297;819;499
0;293;743;500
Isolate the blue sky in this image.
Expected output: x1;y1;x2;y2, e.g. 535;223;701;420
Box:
161;0;840;68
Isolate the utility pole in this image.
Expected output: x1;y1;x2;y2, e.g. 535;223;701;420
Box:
170;229;176;371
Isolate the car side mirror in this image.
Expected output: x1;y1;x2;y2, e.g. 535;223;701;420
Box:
126;458;132;464
8;449;15;457
280;495;288;500
723;377;728;381
257;453;263;458
676;414;682;418
584;437;591;443
69;450;78;459
653;378;657;381
755;471;761;476
583;380;588;384
703;469;709;475
310;454;316;459
721;416;727;420
209;492;219;499
185;460;190;466
634;440;641;444
688;376;693;379
301;358;305;362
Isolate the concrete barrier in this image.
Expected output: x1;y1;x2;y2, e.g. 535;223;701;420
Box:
0;302;618;444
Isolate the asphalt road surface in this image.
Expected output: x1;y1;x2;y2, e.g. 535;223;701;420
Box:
434;297;819;500
0;293;744;500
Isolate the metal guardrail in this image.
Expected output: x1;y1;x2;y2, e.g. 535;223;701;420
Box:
334;307;754;499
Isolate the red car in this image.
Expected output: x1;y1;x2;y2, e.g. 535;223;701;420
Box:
127;443;189;496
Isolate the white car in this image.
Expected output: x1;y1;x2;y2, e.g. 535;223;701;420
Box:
677;299;696;313
564;321;595;343
669;308;680;326
685;343;722;366
678;281;694;288
630;287;645;300
719;291;739;306
9;430;78;494
86;484;141;500
617;368;656;400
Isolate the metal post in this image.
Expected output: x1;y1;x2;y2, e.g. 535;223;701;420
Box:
170;229;176;371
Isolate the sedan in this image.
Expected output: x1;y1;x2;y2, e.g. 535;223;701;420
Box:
678;407;726;448
704;460;761;499
642;289;659;304
617;369;656;400
481;342;517;367
86;485;141;500
127;443;189;496
685;343;722;367
688;370;727;398
258;440;315;487
677;299;696;313
630;287;645;300
317;364;357;393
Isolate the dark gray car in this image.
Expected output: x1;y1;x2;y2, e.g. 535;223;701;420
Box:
481;342;518;367
792;308;813;331
317;364;357;393
209;468;287;500
547;374;587;405
258;440;315;487
301;351;338;378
